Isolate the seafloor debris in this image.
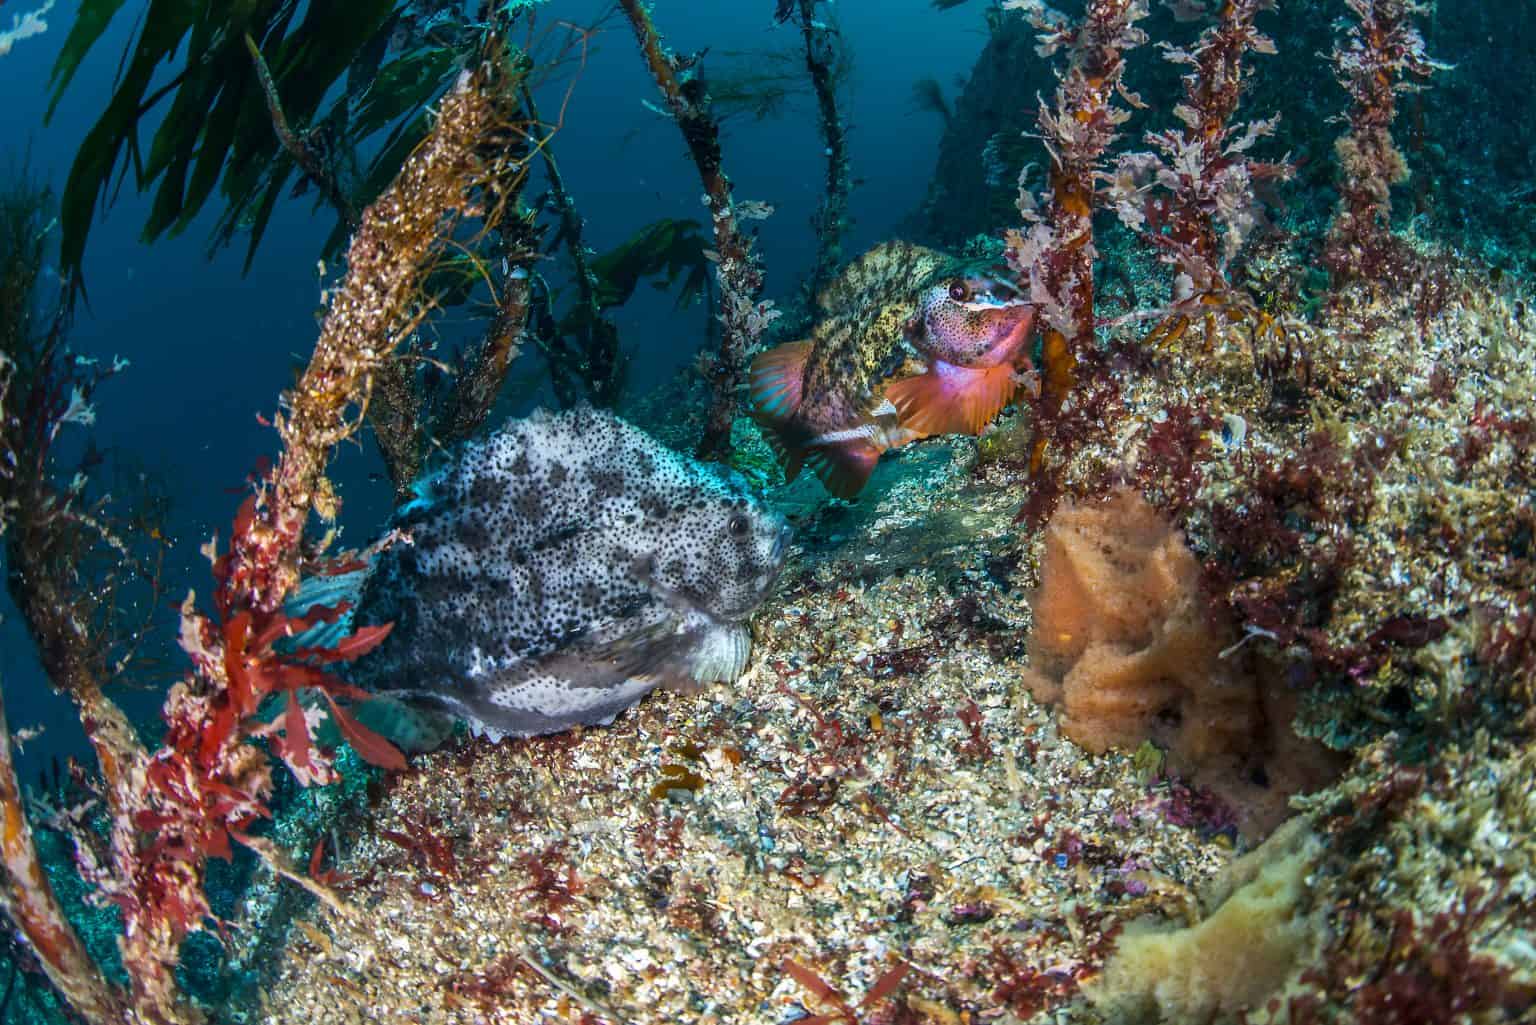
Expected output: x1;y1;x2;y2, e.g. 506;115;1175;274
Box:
256;266;1536;1023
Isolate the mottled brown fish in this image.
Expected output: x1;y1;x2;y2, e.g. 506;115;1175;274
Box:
750;241;1036;498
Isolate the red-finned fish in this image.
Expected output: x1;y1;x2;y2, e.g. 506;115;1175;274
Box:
750;242;942;499
886;273;1037;438
750;241;1036;498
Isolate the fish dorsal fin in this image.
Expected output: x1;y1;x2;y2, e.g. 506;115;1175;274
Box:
814;240;949;315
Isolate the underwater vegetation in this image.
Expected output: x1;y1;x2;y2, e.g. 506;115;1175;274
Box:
0;0;1533;1023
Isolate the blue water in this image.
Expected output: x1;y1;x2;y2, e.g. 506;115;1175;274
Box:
0;0;979;777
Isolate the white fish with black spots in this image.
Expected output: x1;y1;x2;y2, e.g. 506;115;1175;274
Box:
317;406;791;748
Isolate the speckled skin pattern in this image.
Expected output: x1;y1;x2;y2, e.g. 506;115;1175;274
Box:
795;240;953;432
348;407;791;739
913;275;1034;367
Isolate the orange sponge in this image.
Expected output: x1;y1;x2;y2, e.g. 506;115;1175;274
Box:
1020;488;1338;837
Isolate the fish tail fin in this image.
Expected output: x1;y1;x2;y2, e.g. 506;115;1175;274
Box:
886;359;1018;439
804;440;883;500
312;694;457;754
356;695;458;753
279;566;369;651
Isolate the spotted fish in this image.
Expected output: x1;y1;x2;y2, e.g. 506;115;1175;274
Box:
310;407;791;747
886;272;1037;439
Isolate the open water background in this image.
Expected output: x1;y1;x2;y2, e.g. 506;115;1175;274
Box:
0;0;983;778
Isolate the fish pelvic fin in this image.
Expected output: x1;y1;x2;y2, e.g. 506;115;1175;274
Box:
886;358;1019;438
800;405;910;498
782;447;805;484
804;440;883;499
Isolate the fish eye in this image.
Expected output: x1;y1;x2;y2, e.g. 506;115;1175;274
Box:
728;514;750;537
948;279;971;302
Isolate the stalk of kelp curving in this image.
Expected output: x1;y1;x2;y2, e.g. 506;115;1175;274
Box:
0;170;154;1024
512;73;624;414
0;338;127;1023
619;0;779;464
787;0;852;301
0;688;127;1024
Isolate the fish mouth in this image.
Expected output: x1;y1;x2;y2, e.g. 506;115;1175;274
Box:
742;521;795;612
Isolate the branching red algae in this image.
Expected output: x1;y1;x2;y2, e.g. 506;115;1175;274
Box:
1005;0;1147;499
1325;0;1444;282
0;50;532;1025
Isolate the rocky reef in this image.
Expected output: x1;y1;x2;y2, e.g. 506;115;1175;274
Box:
5;2;1536;1023
250;262;1536;1024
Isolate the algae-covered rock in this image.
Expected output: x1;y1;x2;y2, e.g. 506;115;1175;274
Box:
1087;817;1323;1023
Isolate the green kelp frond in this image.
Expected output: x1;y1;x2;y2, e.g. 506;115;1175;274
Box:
578;218;711;316
47;0;481;291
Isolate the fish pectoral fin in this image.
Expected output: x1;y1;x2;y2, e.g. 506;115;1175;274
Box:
801;411;901;499
886;359;1018;438
567;615;688;677
686;621;752;686
750;341;818;482
749;340;812;424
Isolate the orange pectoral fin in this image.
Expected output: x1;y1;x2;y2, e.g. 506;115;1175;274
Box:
886;359;1018;438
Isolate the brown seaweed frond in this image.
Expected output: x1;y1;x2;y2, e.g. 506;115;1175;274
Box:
1324;0;1447;282
618;0;777;463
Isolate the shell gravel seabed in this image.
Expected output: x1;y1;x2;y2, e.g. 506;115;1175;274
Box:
258;273;1536;1024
